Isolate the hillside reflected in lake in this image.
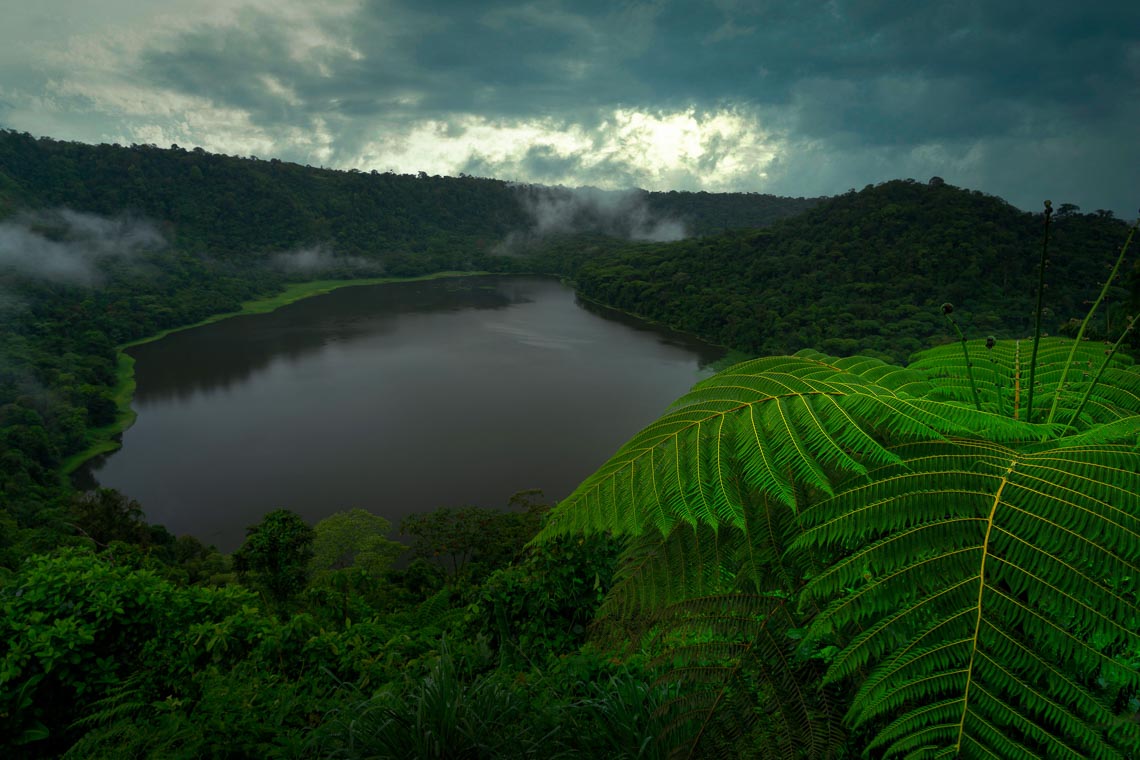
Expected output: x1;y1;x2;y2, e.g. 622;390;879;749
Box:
82;276;724;551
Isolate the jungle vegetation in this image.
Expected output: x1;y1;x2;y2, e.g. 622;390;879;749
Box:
1;132;1138;757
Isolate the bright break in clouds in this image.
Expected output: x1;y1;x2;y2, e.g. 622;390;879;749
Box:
1;1;1136;216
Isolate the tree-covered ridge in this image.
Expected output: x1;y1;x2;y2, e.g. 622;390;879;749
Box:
0;130;819;256
552;180;1134;362
538;336;1140;757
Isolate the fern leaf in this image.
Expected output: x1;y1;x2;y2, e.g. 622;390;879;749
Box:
539;355;1046;543
655;599;843;760
909;337;1140;429
797;439;1140;758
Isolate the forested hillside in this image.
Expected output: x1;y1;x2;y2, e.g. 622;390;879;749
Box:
537;180;1135;361
0;131;817;259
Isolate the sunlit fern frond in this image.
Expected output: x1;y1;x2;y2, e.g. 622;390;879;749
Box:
796;439;1140;758
908;336;1140;428
539;355;1048;543
793;348;935;397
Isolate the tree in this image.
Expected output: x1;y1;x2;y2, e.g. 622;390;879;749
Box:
310;508;402;579
69;488;148;548
536;336;1140;758
400;493;549;582
232;509;314;608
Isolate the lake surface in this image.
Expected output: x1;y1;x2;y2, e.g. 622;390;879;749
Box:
80;275;724;551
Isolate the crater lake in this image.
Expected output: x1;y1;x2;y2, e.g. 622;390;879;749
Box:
80;275;725;551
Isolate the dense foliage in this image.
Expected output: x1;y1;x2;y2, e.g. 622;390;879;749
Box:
2;131;1137;755
539;327;1140;756
546;180;1133;362
0;130;816;260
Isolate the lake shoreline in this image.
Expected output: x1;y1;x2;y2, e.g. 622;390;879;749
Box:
61;270;492;477
74;274;723;550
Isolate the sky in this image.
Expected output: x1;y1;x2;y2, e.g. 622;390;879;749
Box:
0;1;1137;216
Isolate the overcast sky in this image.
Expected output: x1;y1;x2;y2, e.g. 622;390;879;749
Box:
1;1;1136;216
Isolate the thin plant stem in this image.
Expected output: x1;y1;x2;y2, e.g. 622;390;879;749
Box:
1065;315;1137;431
1026;201;1052;424
1013;340;1021;419
985;337;1005;417
943;304;981;411
1045;220;1138;425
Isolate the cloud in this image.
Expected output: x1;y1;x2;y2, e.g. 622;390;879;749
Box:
453;107;782;194
0;1;1136;217
0;209;165;285
497;185;685;254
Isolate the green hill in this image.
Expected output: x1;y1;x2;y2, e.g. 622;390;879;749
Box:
542;179;1133;361
0;130;818;259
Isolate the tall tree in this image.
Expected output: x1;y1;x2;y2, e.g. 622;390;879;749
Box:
232;509;314;608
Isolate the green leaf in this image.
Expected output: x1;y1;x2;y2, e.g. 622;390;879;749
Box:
797;439;1140;758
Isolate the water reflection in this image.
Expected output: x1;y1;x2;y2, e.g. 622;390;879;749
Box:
83;275;723;551
130;279;522;403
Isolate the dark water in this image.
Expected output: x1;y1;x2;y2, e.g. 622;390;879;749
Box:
80;276;723;551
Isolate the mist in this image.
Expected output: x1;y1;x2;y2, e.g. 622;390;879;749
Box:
271;245;380;276
498;185;687;253
0;208;166;285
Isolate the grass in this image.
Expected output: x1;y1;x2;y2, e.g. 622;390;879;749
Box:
61;270;490;475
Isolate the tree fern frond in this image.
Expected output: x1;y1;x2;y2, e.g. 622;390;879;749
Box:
409;587;464;630
1033;414;1140;447
797;439;1140;758
545;339;1140;756
794;348;935;396
593;479;840;758
909;337;1140;429
538;357;1050;544
62;676;190;759
595;522;742;640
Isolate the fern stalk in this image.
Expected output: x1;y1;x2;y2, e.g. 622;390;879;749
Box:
1064;314;1137;430
1013;340;1021;419
942;304;981;411
1025;201;1052;423
1046;219;1138;425
985;337;1006;417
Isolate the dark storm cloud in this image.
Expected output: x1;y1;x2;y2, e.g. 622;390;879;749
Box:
632;1;1139;140
6;0;1135;214
349;0;651;112
141;11;346;130
137;0;659;132
137;1;1138;140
